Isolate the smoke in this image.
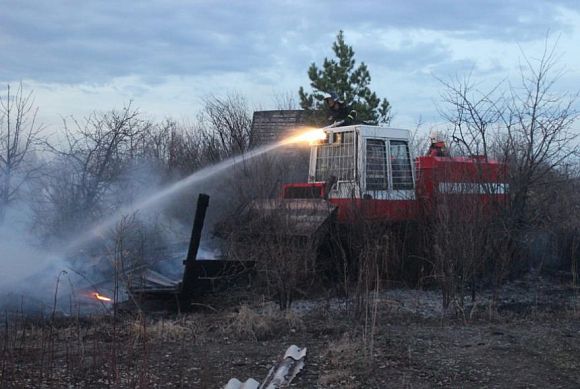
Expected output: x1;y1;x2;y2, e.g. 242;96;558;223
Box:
0;203;72;313
0;152;271;314
0;123;313;315
0;159;185;314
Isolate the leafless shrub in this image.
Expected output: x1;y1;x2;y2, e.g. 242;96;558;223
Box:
237;231;318;310
337;219;402;364
430;187;496;313
222;163;324;309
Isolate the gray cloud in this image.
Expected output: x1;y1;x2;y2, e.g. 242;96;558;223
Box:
342;0;573;39
0;0;576;85
356;39;452;72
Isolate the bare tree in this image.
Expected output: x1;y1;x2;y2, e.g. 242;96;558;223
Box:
437;39;579;309
141;119;204;176
273;91;299;110
37;105;147;239
0;83;43;222
438;74;505;159
441;41;578;227
198;93;253;158
501;42;579;228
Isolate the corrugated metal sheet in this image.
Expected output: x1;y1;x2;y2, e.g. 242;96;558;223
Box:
260;345;307;388
224;345;307;389
224;378;260;389
127;267;180;293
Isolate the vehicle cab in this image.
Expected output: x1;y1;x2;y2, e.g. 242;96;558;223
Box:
303;125;417;222
309;125;415;199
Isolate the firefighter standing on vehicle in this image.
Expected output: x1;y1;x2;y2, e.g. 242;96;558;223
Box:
323;92;345;122
427;131;450;157
324;91;358;126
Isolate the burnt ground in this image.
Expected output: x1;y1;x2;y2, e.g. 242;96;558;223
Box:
1;274;580;388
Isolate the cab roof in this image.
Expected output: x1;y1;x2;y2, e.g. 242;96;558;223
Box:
324;125;410;140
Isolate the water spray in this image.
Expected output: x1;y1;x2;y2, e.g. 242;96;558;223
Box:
63;125;333;254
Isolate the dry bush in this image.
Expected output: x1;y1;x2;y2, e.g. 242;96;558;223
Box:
225;199;322;310
223;304;274;341
282;309;306;332
255;237;318;310
340;223;392;361
430;192;497;311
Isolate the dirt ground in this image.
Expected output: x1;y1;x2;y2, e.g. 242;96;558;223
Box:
2;275;580;388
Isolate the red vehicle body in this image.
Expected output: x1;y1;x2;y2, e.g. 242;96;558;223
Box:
279;125;507;225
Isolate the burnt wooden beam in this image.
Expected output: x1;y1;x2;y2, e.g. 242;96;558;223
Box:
180;193;210;306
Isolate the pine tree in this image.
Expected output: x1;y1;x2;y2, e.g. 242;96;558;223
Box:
298;31;392;125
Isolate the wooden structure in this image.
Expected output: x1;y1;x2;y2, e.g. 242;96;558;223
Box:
250;110;312;183
250;110;310;146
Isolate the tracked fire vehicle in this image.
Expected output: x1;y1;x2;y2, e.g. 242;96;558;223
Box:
243;124;507;238
126;125;507;310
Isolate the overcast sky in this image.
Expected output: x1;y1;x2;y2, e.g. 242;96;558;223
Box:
1;0;579;130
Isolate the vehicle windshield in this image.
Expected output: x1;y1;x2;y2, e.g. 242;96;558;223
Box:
314;131;355;182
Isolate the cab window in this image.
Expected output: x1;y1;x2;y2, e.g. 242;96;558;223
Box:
366;139;388;190
390;140;414;190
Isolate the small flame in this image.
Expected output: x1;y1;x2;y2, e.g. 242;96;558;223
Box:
282;128;326;146
92;292;112;302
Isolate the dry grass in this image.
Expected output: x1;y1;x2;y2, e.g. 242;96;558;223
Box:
318;333;363;387
224;304;274;341
324;333;362;369
3;282;580;388
282;309;305;332
222;304;305;341
318;371;357;388
129;315;207;344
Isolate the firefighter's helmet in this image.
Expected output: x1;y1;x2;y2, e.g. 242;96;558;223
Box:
324;91;342;104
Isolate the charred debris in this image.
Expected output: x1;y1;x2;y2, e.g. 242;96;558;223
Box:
123;193;254;312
